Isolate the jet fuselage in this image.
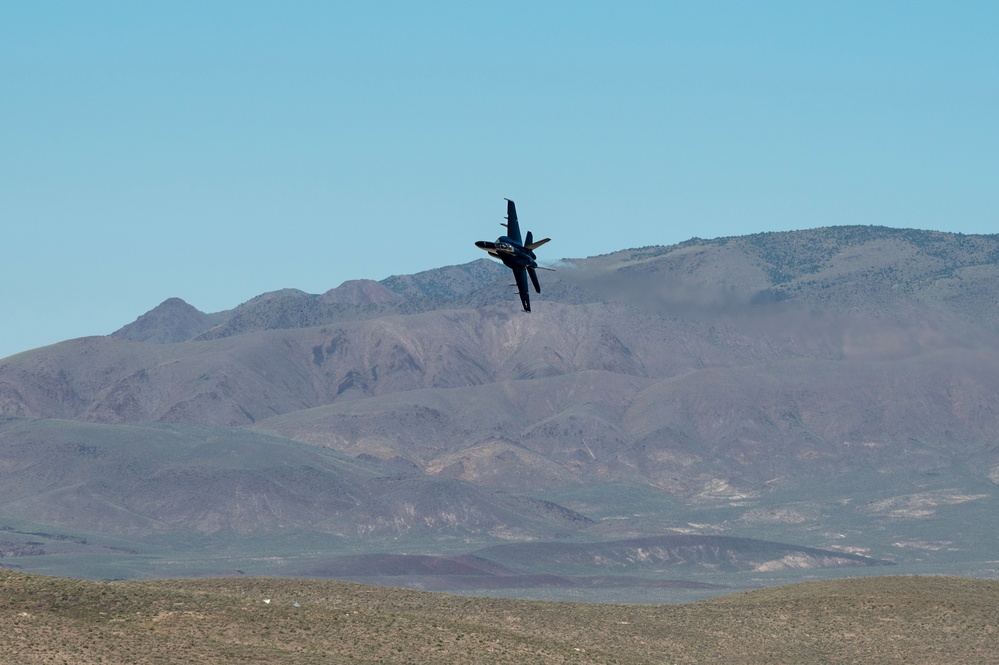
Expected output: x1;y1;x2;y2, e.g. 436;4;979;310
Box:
475;199;551;312
474;239;538;270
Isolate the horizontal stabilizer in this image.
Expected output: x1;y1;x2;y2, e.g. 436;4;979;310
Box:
525;237;550;251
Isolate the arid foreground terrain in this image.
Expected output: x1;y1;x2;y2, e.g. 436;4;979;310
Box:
2;571;998;664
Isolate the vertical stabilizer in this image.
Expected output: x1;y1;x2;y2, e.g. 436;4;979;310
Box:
528;267;541;294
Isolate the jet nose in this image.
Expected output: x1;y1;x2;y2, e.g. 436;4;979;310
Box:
475;241;488;249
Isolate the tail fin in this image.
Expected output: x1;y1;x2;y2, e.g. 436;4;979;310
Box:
528;267;541;294
525;235;550;251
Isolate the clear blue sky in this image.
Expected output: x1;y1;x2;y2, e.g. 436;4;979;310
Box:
3;2;997;359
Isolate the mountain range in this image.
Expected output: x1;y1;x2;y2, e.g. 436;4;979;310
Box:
2;225;998;596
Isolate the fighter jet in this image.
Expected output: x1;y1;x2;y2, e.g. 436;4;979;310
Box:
475;199;552;312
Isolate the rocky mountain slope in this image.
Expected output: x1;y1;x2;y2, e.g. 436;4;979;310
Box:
2;226;998;587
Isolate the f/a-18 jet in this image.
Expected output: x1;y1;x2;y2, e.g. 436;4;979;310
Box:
475;199;552;312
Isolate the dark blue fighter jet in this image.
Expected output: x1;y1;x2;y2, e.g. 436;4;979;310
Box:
475;199;552;312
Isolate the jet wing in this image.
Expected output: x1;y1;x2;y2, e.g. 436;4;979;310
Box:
512;265;531;312
504;198;522;245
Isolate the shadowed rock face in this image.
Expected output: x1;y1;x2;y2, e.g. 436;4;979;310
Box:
2;226;999;579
